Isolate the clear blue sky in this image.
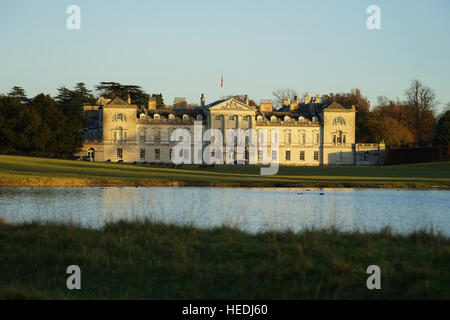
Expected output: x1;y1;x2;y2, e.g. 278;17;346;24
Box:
1;0;449;112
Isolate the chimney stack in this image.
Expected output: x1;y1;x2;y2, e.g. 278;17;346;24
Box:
304;92;310;104
127;92;131;104
245;94;249;105
315;94;321;103
148;97;157;110
290;95;299;111
260;99;273;112
174;97;187;110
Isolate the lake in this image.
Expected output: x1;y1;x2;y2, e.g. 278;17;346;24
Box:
0;187;449;235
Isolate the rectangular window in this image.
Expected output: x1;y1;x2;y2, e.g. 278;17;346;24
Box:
155;149;160;160
302;133;306;144
272;130;278;144
314;151;319;161
258;150;263;161
343;135;346;144
198;150;203;162
139;130;146;142
285;151;291;161
300;151;305;161
124;132;127;141
113;131;117;142
287;133;292;144
140;148;145;160
333;135;336;144
155;130;161;142
170;149;173;159
117;148;123;159
272;150;277;160
316;133;320;144
229;116;234;121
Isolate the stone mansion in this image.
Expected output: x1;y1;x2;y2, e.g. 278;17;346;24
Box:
79;93;385;166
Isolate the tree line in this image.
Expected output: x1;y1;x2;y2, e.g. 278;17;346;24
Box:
0;82;164;158
274;80;450;147
0;80;449;159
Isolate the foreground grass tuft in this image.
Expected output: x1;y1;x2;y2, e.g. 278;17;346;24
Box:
0;220;449;299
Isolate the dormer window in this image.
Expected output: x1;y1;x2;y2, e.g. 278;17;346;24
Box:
270;116;277;122
168;114;175;120
182;114;189;120
197;114;203;120
298;116;305;122
312;116;319;123
154;114;160;120
257;115;263;121
284;116;290;122
139;113;146;120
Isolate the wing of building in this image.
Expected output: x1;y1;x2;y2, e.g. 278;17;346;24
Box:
79;93;385;166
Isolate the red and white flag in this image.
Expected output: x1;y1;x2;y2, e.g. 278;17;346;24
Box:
221;73;223;88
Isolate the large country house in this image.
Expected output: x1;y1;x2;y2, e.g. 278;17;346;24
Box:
79;93;385;166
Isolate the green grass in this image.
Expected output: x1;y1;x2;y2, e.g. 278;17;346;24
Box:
0;155;449;188
0;220;449;299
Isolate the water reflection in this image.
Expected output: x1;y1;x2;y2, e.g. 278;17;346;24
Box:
0;187;449;235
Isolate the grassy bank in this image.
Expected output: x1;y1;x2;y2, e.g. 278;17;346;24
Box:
0;155;449;188
0;220;449;299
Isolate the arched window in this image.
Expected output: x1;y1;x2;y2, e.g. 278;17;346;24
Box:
168;114;175;120
113;127;126;142
336;131;343;144
182;114;189;120
87;148;95;161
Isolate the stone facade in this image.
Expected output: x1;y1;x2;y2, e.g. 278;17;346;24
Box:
78;94;385;166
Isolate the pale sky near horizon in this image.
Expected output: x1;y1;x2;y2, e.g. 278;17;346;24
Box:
0;0;449;112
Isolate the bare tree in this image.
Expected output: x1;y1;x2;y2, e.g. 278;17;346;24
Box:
272;88;298;109
404;80;438;145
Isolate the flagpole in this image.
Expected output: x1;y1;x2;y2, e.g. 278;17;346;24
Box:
221;72;223;99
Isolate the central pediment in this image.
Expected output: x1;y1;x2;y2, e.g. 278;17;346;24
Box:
208;98;255;111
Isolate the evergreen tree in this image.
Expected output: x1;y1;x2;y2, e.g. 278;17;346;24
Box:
434;106;450;145
8;86;28;104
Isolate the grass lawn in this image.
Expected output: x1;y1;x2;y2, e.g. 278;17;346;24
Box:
0;220;449;299
0;155;449;188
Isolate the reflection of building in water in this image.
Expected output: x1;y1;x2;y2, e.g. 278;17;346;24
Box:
79;93;384;166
